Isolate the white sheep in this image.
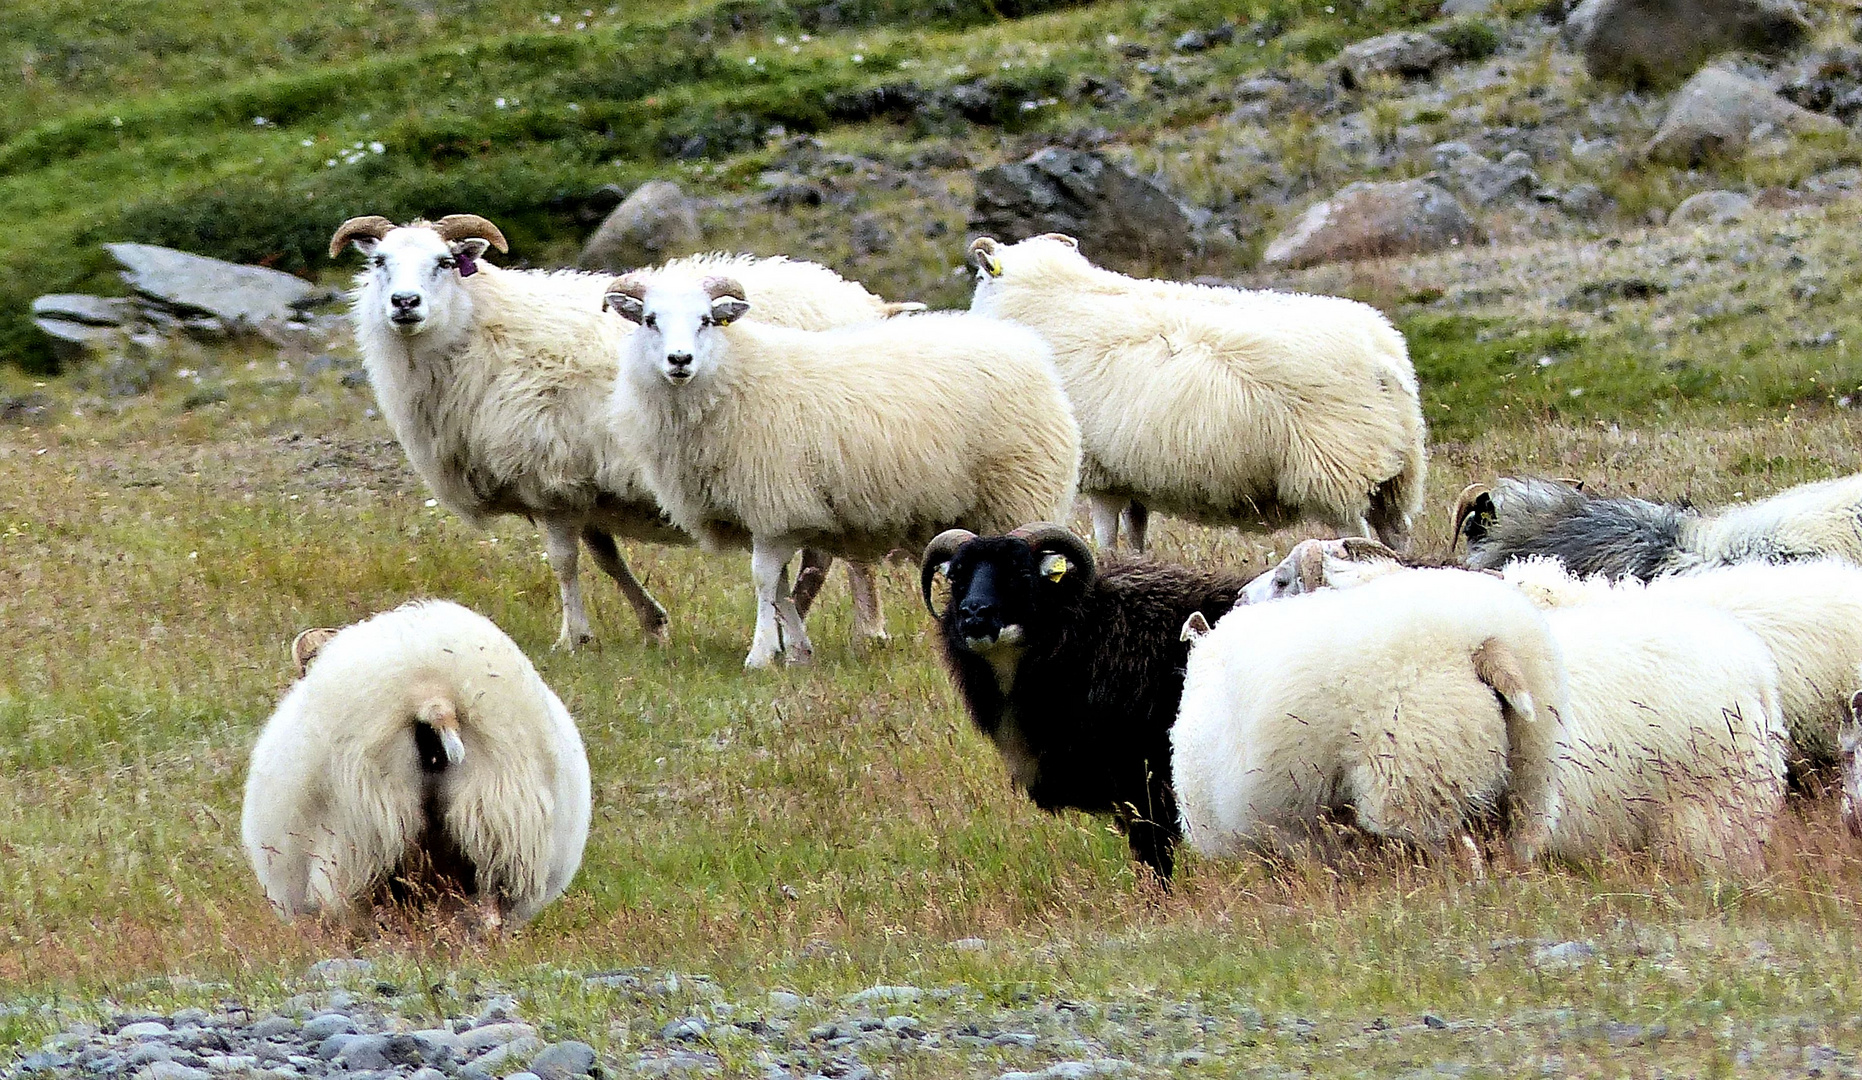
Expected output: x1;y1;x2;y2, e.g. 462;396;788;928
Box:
1172;568;1569;863
968;233;1427;552
1538;599;1786;869
242;600;590;927
330;214;912;650
603;270;1081;669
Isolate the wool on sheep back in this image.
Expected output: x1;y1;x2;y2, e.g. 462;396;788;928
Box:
969;234;1427;550
1173;568;1567;861
1542;600;1786;869
242;600;591;926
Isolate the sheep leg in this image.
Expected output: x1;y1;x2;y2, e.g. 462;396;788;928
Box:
847;561;889;643
792;548;832;619
544;520;593;651
748;541;812;669
1122;501;1151;554
580;526;671;645
1089;493;1126;551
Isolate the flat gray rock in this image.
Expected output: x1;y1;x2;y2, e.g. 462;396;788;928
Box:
105;242;326;329
1565;0;1810;88
1336;31;1452;89
529;1040;598;1080
970;148;1203;270
1645;67;1842;166
32;294;135;327
1262;179;1475;269
1670;189;1754;225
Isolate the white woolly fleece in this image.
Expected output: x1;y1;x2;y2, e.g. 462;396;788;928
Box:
1172;568;1568;860
970;235;1427;544
242;600;591;924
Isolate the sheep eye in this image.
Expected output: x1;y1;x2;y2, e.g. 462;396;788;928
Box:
437;256;458;270
700;315;714;327
371;255;386;268
643;313;657;329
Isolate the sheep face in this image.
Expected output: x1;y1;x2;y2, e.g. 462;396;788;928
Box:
967;233;1083;306
1236;537;1405;606
925;528;1094;688
605;276;750;386
354;226;490;338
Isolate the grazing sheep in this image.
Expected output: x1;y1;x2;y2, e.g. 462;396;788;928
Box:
330;214;906;650
1172;568;1568;863
1456;473;1862;580
242;600;591;927
920;523;1246;879
1236;536;1413;605
967;233;1427;552
1538;599;1786;869
605;271;1080;668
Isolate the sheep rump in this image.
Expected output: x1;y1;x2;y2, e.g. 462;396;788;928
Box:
242;600;590;926
1173;568;1567;861
968;234;1427;550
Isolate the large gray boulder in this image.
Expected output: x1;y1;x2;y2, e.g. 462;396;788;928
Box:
577;180;702;272
970;148;1203;269
1262;179;1476;269
1336;31;1453;89
1644;67;1842;165
1564;0;1811;88
105;243;327;329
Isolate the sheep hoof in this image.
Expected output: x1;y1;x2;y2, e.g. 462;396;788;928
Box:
552;630;593;653
744;649;780;671
643;623;672;647
856;628;892;646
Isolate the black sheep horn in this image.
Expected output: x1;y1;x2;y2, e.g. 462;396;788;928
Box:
920;529;976;618
1008;522;1095;585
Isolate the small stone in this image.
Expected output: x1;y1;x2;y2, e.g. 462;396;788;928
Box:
473;1035;545;1073
410;1070;449;1080
842;985;922;1006
472;994;520;1027
1670;190;1753;225
1645;68;1841;166
1262;179;1475;269
410;1028;463;1058
317;1034;358;1061
202;1055;259;1073
126;1044;177;1067
766;991;804;1011
882;1016;925;1037
579;180;703;271
301;1014;358;1040
662;1017;709;1042
169;1009;210;1028
529;1040;598;1080
120;1022;174;1040
16;1051;71;1073
460;1022;538;1052
992;1032;1038;1049
145;1063;211;1080
505;1074;543;1080
1423;1014;1450;1030
950;938;988;952
250;1017;299;1040
1336;31;1453;89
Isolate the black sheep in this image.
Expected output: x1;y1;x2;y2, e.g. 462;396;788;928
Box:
920;523;1245;879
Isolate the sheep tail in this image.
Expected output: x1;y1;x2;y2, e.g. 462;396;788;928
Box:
1367;440;1425;554
1470;637;1554;854
416;696;466;765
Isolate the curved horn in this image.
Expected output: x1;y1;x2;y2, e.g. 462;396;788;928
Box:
1451;482;1493;552
920;529;977;618
434;213;509;253
328;215;396;259
701;276;746;303
1296;541;1330;593
1335;536;1400;562
1007;522;1095;585
291;627;340;677
1035;232;1079;249
602;274;649;318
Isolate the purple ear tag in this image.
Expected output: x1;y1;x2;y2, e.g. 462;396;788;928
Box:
457;251;479;277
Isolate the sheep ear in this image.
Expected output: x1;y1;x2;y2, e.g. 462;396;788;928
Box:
710;296;750;326
1180;610;1211;642
450;237;492;261
605;291;646;324
1038;552;1071;583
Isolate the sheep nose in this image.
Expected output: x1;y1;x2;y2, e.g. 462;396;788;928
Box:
956;601;997;639
390;292;421;310
666;352;693;368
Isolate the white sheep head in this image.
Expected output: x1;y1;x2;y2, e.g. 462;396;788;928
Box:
1236;536;1405;606
604;273;749;386
330;214;509;338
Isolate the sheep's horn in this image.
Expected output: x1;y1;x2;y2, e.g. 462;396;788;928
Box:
920;529;977;618
881;301;926;317
1035;232;1079;249
702;276;746;303
1335;536;1400;562
434;213;509;253
1452;483;1494;552
328;215;396;259
1296;541;1330;593
602;274;650;315
969;236;1002;276
291;627;340;677
1008;522;1095;585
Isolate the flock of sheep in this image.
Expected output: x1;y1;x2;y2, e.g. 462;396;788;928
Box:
239;211;1862;930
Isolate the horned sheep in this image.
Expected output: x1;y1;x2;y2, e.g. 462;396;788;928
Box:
604;271;1080;669
1456;473;1862;580
330;213;911;651
967;233;1428;552
919;523;1247;879
1173;567;1569;864
242;600;591;927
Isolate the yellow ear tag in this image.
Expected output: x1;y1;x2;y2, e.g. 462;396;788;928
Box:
1039;553;1069;582
985;254;1003;277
